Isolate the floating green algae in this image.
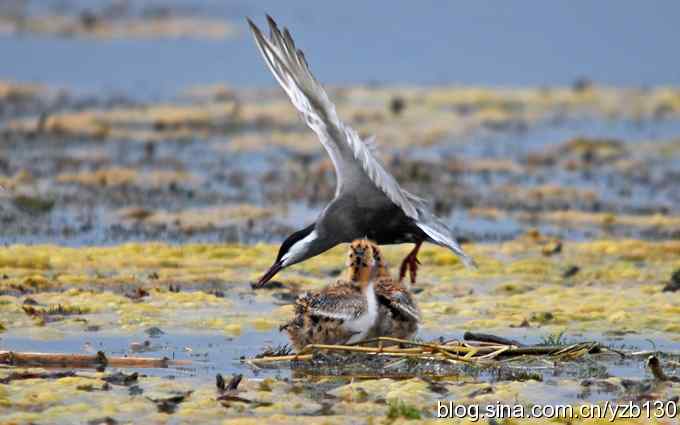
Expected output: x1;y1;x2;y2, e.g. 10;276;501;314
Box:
1;241;679;421
0;239;679;339
1;364;678;424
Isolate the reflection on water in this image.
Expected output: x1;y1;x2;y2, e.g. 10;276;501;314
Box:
0;330;290;380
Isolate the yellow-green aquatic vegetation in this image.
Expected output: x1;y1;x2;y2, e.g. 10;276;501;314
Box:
0;81;46;101
1;368;674;424
8;102;239;142
128;204;275;233
386;399;422;420
0;239;678;339
469;208;680;238
56;167;198;189
7;85;680;151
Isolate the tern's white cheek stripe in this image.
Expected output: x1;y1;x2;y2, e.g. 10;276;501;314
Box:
282;230;318;266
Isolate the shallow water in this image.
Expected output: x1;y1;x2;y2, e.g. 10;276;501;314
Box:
2;114;679;246
2;1;680;95
0;330;290;380
3;325;678;383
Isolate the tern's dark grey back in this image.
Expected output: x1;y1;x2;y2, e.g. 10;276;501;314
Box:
317;191;425;246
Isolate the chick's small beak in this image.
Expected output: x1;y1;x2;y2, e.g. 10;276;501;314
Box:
253;260;284;289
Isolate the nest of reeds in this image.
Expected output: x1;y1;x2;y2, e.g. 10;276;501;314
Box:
245;336;606;378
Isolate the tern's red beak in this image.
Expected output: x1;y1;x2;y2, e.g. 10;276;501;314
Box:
253;260;284;289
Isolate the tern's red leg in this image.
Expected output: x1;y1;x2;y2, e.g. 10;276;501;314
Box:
399;241;423;284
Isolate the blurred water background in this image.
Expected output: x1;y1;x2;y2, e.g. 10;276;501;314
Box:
1;0;679;97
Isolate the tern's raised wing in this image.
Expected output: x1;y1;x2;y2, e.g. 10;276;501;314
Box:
248;16;476;268
247;16;421;218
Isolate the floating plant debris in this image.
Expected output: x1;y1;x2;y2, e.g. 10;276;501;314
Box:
247;336;604;377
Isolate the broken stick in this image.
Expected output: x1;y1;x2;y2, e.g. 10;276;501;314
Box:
0;350;190;368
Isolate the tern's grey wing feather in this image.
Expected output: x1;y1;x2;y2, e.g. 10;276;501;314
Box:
247;16;419;218
414;206;477;268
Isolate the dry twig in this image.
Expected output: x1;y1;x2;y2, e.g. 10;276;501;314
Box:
0;350;190;368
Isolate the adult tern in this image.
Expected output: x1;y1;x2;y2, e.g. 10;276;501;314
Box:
248;16;475;288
